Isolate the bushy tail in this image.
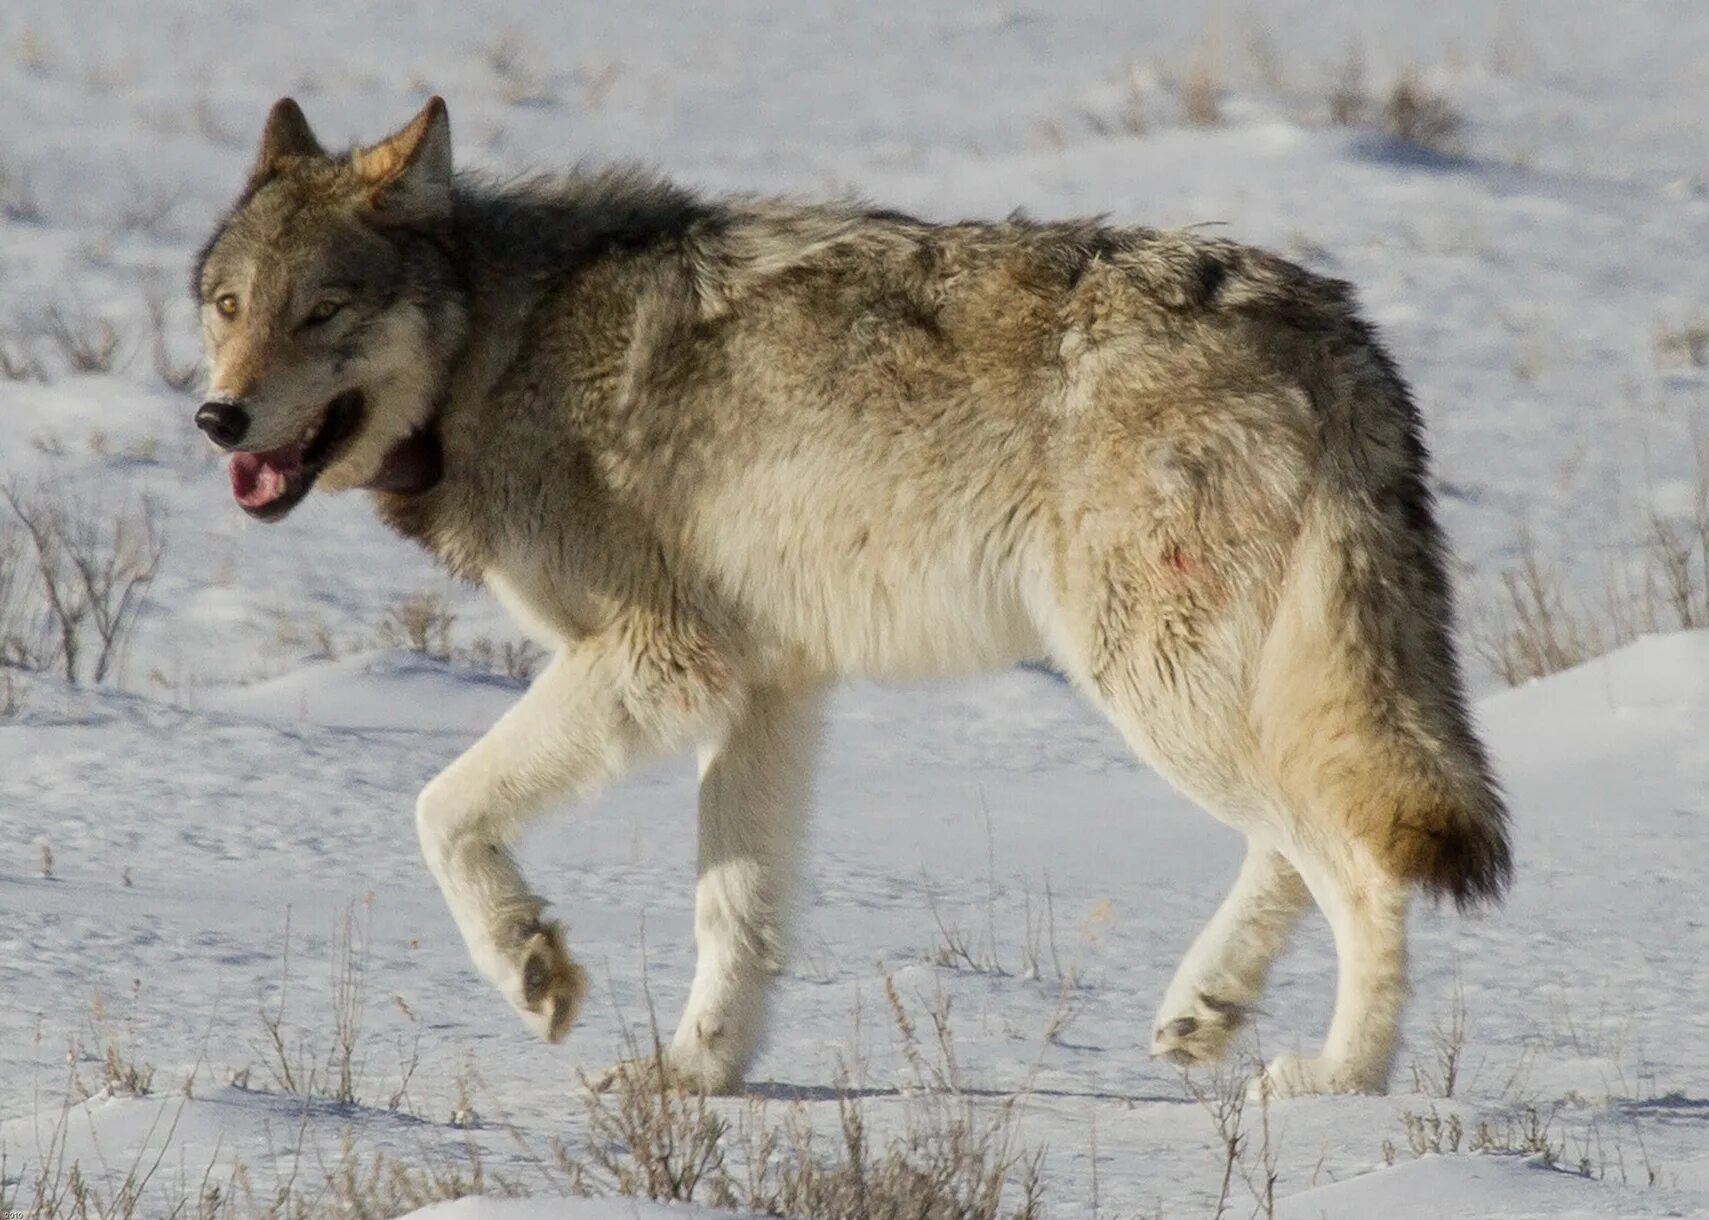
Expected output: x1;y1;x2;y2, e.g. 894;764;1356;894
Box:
1254;489;1512;910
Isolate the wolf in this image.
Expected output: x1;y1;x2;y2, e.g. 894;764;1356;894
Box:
193;97;1510;1099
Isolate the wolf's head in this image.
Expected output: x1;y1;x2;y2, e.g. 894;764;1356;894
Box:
193;98;466;521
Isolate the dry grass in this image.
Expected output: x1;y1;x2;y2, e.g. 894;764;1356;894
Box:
1475;535;1606;684
108;184;181;239
1;327;49;380
0;671;22;717
247;900;421;1112
1478;442;1709;683
1180;48;1223;127
1410;973;1470;1100
1382;71;1465;155
374;590;546;681
0;505;54;670
484;33;559;107
1181;1056;1278;1220
0;1116;502;1220
1656;321;1709;368
272;594;547;682
1327;42;1369;125
0;151;45;223
457;633;547;682
5;956;1046;1220
557;977;1045;1219
74;983;158;1101
1381;1101;1635;1180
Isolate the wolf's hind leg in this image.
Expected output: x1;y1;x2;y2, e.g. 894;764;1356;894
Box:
415;642;689;1044
1248;842;1410;1099
1151;839;1310;1067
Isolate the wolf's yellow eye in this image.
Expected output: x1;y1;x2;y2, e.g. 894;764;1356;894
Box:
309;299;342;323
214;294;239;318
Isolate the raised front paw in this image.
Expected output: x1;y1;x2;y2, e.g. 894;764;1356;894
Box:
1150;991;1251;1067
511;919;585;1043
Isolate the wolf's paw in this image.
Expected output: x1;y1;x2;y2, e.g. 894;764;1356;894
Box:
1246;1052;1383;1101
511;920;585;1044
588;1050;742;1097
1150;991;1250;1066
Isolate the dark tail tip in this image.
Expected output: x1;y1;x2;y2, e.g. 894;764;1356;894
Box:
1387;792;1514;912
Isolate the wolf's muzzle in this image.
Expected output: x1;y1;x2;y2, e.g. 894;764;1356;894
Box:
195;400;250;449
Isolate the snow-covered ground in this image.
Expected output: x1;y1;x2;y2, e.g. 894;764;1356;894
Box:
4;637;1708;1216
2;2;1707;1216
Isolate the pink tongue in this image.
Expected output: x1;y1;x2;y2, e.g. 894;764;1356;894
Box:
229;445;304;509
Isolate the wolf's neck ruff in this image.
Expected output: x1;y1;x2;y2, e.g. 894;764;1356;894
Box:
364;427;443;497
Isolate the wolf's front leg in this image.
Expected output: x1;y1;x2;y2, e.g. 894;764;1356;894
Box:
415;640;703;1044
654;684;824;1094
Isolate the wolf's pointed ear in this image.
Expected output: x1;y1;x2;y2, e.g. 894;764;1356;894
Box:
353;96;452;224
247;98;324;191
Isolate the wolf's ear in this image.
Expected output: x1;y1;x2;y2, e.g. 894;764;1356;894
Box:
353;96;452;224
247;98;324;191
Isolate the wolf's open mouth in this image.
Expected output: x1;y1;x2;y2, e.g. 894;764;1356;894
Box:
228;391;364;521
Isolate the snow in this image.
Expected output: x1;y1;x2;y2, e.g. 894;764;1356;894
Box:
1273;1154;1669;1220
203;650;524;734
3;3;1709;1217
4;637;1706;1217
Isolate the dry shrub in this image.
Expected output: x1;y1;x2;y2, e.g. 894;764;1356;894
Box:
485;32;558;107
1476;537;1606;684
459;633;547;682
75;982;157;1100
1;331;48;381
1383;72;1464;155
1327;43;1368;125
1656;322;1709;368
0;153;44;223
6;969;1045;1219
0;1120;501;1220
273;1134;505;1220
734;1090;1042;1220
1387;1106;1465;1162
1181;1057;1279;1220
1479;444;1709;683
1181;58;1222;127
1648;499;1709;629
0;507;54;669
1410;974;1468;1099
379;592;456;661
0;484;166;685
376;592;546;681
1160;22;1224;128
248;900;421;1112
45;304;125;374
109;185;181;239
573;1060;729;1203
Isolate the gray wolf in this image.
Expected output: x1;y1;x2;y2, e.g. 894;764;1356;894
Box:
193;97;1510;1099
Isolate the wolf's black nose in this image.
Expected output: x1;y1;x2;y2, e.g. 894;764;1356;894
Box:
195;401;249;448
